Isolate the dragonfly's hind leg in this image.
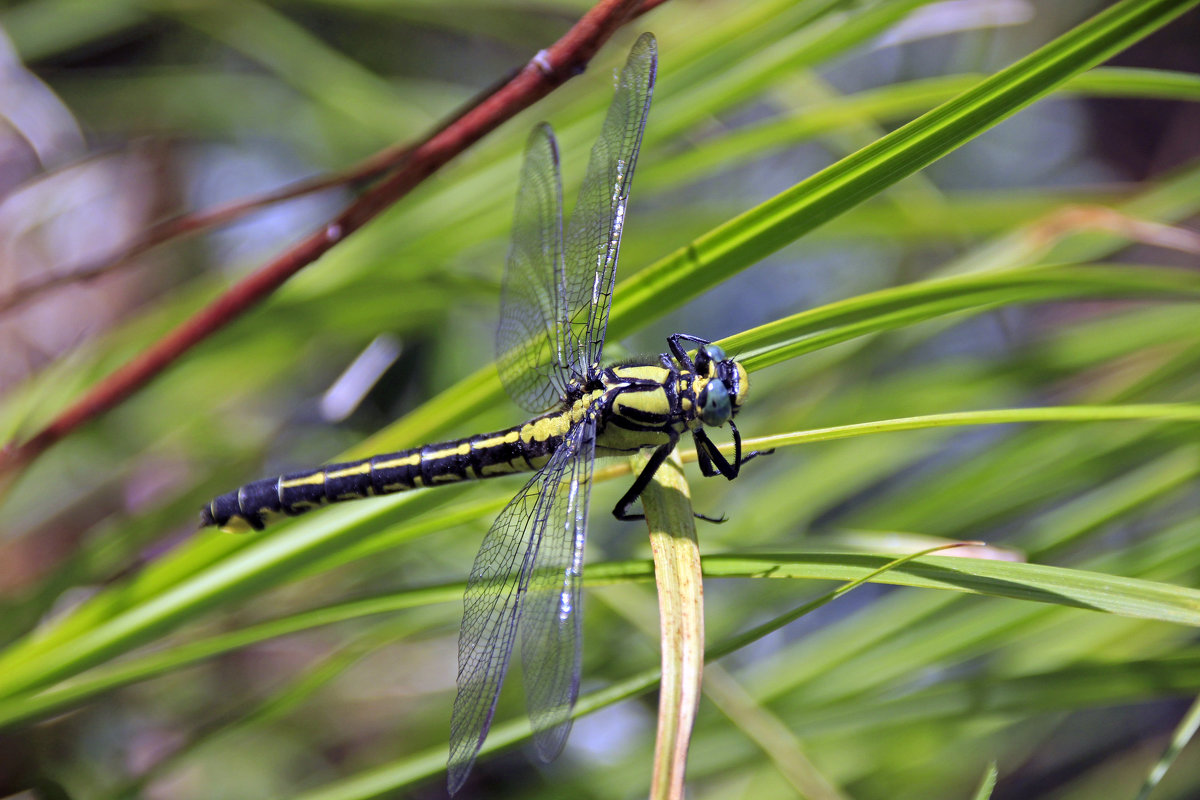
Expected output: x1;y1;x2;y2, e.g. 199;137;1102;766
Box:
612;439;677;521
613;436;731;525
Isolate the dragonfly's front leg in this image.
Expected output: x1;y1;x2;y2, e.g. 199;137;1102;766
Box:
667;333;712;370
693;422;773;481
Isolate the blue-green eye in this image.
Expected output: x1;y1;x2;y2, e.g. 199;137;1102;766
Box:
699;379;731;427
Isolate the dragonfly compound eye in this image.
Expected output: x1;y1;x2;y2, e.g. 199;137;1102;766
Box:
698;378;732;427
695;343;726;375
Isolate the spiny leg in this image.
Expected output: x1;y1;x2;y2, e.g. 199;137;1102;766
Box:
689;424;773;522
693;425;741;480
694;422;773;482
612;436;728;524
612;438;678;521
667;333;713;370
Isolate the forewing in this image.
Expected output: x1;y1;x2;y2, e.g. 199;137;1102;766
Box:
447;431;583;792
519;417;595;760
496;123;571;412
562;33;656;374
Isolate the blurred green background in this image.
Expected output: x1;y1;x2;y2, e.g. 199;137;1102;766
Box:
1;1;1199;798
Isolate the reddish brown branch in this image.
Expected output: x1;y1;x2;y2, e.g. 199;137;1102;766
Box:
0;61;532;316
0;0;649;478
2;0;669;317
0;155;399;316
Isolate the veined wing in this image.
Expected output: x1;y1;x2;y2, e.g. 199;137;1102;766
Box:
519;416;594;760
447;418;596;792
562;33;656;375
495;124;570;413
495;34;657;410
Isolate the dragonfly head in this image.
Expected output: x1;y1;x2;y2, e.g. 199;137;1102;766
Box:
694;344;749;427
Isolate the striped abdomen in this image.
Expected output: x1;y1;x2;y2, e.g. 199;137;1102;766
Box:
201;417;568;533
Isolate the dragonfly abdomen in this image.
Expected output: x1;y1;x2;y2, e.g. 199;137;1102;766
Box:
200;415;571;533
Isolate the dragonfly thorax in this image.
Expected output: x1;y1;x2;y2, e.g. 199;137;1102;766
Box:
590;348;750;460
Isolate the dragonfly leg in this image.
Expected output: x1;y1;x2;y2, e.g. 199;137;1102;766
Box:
695;430;718;477
694;422;773;481
614;435;729;525
739;447;775;466
688;424;770;524
612;437;678;521
693;426;740;480
667;333;713;370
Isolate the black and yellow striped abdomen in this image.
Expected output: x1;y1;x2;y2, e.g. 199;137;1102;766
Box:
201;393;600;533
200;356;738;533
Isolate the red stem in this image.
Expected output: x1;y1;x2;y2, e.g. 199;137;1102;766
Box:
0;0;649;477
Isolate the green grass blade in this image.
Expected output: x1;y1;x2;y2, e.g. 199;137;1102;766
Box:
973;763;999;800
1134;694;1200;800
608;0;1199;335
726;265;1200;371
735;405;1200;451
10;536;1200;729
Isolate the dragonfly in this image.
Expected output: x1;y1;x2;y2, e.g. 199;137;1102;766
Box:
200;33;763;793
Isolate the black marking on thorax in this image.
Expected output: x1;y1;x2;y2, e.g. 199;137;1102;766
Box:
597;362;692;432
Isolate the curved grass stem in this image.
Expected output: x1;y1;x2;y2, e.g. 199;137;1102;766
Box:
635;449;703;800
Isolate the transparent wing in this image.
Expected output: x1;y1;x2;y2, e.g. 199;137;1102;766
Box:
519;418;595;760
562;32;657;374
447;419;595;792
495;124;571;413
